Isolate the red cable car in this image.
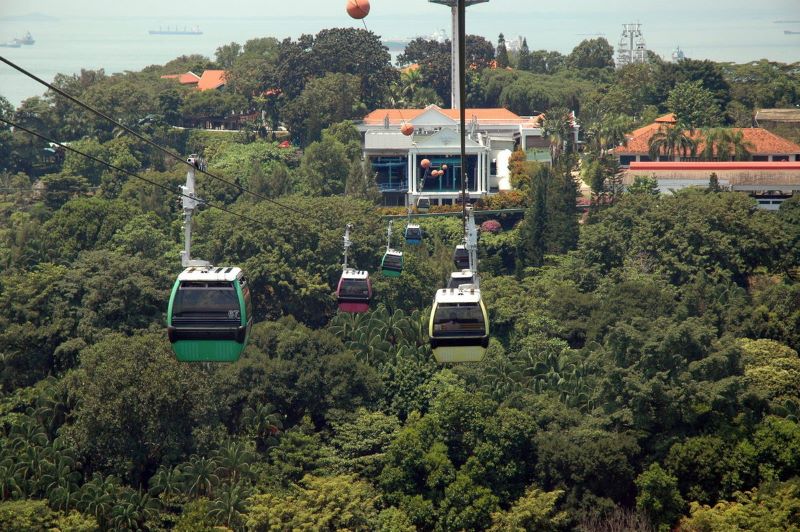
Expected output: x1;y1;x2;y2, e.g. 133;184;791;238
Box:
336;269;372;313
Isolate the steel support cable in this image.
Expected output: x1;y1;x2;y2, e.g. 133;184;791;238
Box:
0;55;317;221
1;116;271;228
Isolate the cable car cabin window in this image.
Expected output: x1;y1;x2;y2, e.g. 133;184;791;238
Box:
340;279;370;298
406;227;422;239
448;276;473;289
433;303;485;336
173;282;240;320
384;254;403;268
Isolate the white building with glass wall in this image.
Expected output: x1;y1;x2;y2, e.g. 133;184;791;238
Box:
358;105;575;206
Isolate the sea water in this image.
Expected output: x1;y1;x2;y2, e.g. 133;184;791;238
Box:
0;8;798;108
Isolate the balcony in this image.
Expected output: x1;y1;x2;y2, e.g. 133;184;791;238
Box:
377;180;408;192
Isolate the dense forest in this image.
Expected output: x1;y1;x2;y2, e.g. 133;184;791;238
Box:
0;26;799;531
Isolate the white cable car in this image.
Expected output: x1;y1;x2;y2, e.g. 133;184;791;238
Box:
429;286;489;363
417;196;431;213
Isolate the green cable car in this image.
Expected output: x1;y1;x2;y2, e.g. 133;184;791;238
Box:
381;249;404;277
167;266;252;362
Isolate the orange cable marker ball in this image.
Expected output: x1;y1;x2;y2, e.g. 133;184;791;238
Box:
400;123;414;136
346;0;370;19
420;158;431;168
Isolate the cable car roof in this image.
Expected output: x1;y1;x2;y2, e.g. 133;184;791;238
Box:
178;266;242;282
434;287;482;304
386;249;403;256
342;268;370;279
450;270;473;279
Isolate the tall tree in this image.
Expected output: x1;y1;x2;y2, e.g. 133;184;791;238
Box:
517;38;532;71
648;125;697;161
496;34;509;69
567;38;615;70
667;80;722;129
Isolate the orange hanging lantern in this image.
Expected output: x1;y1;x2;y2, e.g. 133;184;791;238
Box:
442;164;448;170
420;158;431;168
400;123;414;136
346;0;370;20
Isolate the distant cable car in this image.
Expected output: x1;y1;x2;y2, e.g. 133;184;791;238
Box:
453;244;469;270
337;269;372;313
381;250;404;277
417;196;431;213
405;223;423;245
447;270;474;289
167;266;252;363
381;220;403;276
429;287;489;363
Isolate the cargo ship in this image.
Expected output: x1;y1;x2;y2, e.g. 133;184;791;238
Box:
149;26;202;35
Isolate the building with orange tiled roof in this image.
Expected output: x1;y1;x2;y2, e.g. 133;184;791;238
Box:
358;104;579;206
196;70;227;91
614;114;800;166
613;114;800;208
161;69;227;91
160;72;201;86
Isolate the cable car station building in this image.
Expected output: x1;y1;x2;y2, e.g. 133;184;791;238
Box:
358;105;569;206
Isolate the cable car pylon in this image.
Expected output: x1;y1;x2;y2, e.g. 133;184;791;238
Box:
428;0;489;363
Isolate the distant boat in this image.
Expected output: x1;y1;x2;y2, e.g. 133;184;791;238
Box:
785;30;800;35
17;31;34;45
383;39;411;51
0;39;21;48
149;26;202;35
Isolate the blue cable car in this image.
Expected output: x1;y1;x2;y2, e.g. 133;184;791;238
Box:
405;223;423;245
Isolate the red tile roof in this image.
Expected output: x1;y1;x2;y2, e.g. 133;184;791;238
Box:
363;105;522;125
160;72;201;85
197;70;227;91
630;162;800;171
615;121;800;156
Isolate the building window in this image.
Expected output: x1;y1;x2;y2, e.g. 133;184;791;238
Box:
639;156;651;162
490;160;497;175
773;155;789;162
620;155;636;166
371;156;408;192
417;154;479;192
752;155;768;161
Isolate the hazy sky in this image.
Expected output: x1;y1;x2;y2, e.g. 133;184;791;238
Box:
1;0;798;20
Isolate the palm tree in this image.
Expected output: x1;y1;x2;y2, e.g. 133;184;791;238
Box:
699;127;729;161
648;125;696;161
0;457;23;501
400;68;422;103
209;482;252;528
78;473;118;526
543;107;572;161
148;466;183;499
242;404;283;452
111;489;159;531
181;456;220;498
41;453;80;510
214;441;255;484
728;129;754;161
